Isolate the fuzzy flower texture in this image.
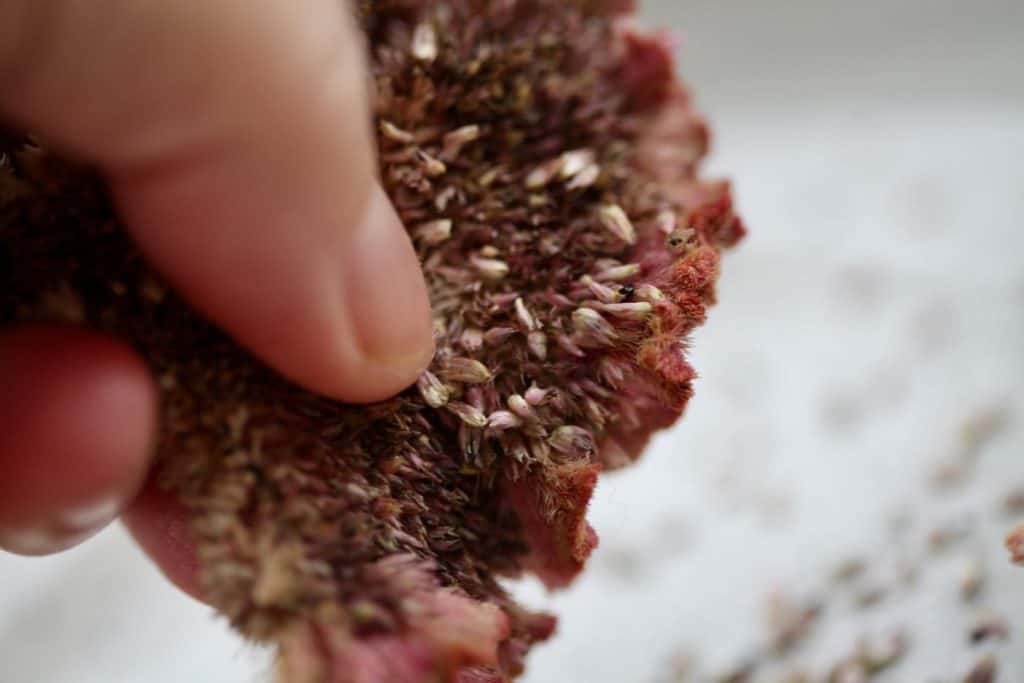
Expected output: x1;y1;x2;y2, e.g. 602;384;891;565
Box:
0;1;743;681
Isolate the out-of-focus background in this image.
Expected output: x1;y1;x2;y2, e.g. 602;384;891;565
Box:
2;1;1023;681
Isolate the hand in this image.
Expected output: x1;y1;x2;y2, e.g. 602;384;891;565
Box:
0;0;434;598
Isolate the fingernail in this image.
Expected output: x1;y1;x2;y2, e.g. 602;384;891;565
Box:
343;186;434;378
0;525;101;556
61;497;121;530
0;498;121;556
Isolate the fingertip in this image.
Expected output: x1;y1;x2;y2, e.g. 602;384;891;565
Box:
329;185;436;401
0;325;157;555
122;480;204;602
93;2;433;404
3;0;435;407
250;185;435;404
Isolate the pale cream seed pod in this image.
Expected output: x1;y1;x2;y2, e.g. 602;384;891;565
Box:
410;23;438;62
447;402;488;428
597;204;636;245
594;263;641;281
440;358;492;384
413;219;453;246
416;371;451;408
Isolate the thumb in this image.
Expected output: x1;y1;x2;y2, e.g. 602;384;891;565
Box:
0;0;433;402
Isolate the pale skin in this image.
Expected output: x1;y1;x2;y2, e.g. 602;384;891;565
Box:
0;0;435;599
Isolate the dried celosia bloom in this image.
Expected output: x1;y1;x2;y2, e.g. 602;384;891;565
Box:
0;1;743;681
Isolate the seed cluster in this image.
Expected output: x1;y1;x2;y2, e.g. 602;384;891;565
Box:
0;1;742;681
657;405;1018;683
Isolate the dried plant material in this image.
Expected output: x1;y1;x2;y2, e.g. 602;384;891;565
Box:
659;443;1013;683
998;486;1024;516
715;662;755;683
929;406;1011;491
828;660;868;683
959;557;986;603
381;119;416;143
660;649;698;683
967;609;1009;645
774;672;811;683
894;556;920;589
927;520;973;555
1005;522;1024;565
856;629;909;674
850;577;888;609
410;22;438;62
598;204;638;245
764;590;823;655
0;1;743;682
959;406;1010;451
822;630;908;682
930;460;973;491
414;218;454;246
831;558;868;585
964;654;997;683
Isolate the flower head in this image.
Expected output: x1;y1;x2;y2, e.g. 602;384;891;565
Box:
0;1;744;680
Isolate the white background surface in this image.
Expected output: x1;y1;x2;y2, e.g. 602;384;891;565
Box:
2;1;1023;681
